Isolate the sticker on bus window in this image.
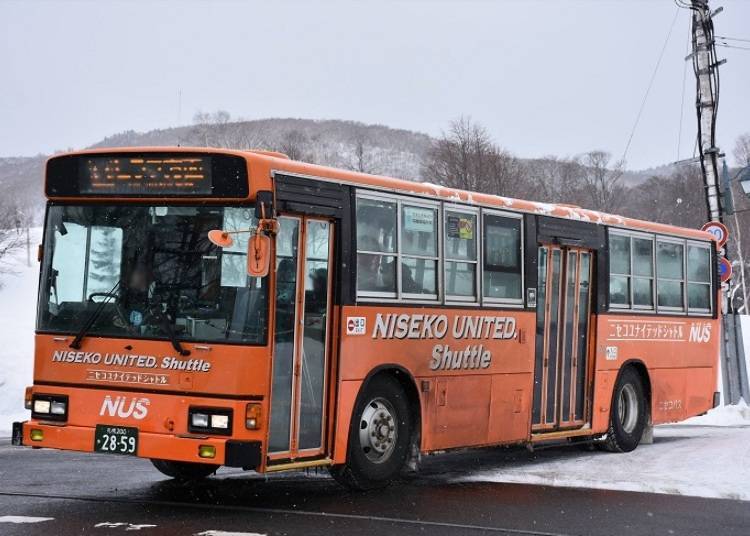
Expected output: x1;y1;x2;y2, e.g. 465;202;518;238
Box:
346;317;366;335
605;346;618;361
403;206;434;233
447;216;474;240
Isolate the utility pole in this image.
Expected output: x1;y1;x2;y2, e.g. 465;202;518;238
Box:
680;1;750;405
688;0;725;222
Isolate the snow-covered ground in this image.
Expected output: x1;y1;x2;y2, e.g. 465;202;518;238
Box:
456;424;750;501
0;228;41;435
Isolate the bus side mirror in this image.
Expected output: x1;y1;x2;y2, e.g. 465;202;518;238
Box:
247;233;270;278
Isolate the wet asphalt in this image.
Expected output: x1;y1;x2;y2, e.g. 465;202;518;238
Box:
0;438;747;536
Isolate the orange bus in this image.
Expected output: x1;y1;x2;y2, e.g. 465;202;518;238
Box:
13;147;720;489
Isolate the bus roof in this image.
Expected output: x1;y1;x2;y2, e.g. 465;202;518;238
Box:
47;146;716;243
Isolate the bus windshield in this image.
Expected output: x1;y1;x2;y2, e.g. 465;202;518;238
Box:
38;204;269;345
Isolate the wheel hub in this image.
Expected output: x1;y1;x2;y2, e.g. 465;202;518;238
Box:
359;398;398;463
618;383;639;434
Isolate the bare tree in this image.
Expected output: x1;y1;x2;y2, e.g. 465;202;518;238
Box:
622;165;706;228
188;110;268;149
421;117;527;197
734;133;750;168
349;132;376;173
522;156;588;205
277;130;311;161
577;150;625;213
0;204;30;284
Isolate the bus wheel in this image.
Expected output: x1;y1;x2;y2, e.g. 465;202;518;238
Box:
329;375;412;490
602;367;647;453
150;459;219;480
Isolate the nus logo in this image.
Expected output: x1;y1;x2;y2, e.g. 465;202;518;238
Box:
99;395;150;420
688;322;712;343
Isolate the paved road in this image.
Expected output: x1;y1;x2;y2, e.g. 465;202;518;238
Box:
0;439;747;536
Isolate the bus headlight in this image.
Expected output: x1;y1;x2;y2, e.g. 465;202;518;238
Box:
50;401;67;415
188;407;232;436
32;394;68;421
33;400;51;414
191;412;210;428
210;415;229;429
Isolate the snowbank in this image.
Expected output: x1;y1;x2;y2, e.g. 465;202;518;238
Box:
458;425;750;501
682;399;750;427
0;229;41;436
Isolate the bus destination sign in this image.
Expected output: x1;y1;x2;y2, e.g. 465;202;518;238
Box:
79;156;213;195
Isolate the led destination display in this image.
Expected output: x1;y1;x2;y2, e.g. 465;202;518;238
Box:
79;155;213;195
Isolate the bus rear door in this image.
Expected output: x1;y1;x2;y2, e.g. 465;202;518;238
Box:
532;245;594;432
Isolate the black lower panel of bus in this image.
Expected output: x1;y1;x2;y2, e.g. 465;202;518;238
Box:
225;440;262;469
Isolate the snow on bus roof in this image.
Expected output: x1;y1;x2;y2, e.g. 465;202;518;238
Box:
259;150;713;242
51;147;714;243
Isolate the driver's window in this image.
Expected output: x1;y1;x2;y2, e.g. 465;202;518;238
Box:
50;223;122;303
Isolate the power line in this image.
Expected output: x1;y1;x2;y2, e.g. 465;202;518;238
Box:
620;6;681;167
715;35;750;43
716;42;750;51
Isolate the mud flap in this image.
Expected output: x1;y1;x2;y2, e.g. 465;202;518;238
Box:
11;422;24;446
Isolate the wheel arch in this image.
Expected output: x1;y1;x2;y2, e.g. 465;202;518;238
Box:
617;359;652;420
360;364;422;437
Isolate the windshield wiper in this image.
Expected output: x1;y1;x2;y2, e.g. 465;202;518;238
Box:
69;280;121;350
152;308;191;356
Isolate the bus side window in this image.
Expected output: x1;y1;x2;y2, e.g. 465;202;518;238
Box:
445;210;478;301
356;197;397;296
400;204;438;298
687;244;711;313
656;239;686;312
609;233;631;308
482;214;522;303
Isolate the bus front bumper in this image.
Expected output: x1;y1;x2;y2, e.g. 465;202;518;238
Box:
11;421;261;469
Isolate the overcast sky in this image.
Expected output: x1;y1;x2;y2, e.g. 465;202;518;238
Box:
1;0;748;169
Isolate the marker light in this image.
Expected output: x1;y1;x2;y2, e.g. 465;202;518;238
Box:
191;413;210;428
245;403;262;430
24;387;33;410
210;414;229;429
30;429;44;442
33;400;51;414
198;445;216;459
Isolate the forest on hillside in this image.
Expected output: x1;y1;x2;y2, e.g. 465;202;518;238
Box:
1;113;749;301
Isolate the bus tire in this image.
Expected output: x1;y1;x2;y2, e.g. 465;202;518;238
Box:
329;375;412;490
602;367;647;453
150;459;219;480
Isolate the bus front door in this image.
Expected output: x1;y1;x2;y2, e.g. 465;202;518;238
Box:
268;215;334;461
532;245;593;432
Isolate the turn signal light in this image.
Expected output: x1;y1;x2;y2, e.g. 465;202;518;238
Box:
198;445;216;459
30;429;44;442
245;403;261;430
24;387;33;410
